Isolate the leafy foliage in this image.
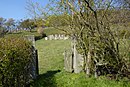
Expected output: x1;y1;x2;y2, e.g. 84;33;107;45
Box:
45;14;70;27
0;27;8;37
5;18;15;32
19;19;36;32
35;18;45;28
0;36;33;87
37;27;46;38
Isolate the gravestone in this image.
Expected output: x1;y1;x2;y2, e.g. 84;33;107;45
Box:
58;34;60;39
30;47;39;79
73;38;83;73
48;35;51;40
75;53;84;73
60;35;64;39
25;35;35;47
64;49;73;72
49;35;55;40
64;35;69;40
64;36;84;73
55;34;58;40
46;34;69;40
45;37;48;40
24;35;39;79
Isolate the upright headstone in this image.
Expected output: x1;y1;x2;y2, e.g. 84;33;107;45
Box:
61;35;64;39
58;34;61;39
45;37;48;40
64;49;73;72
24;35;39;79
73;43;83;73
71;35;83;73
64;35;69;40
52;35;55;40
25;35;35;47
31;48;39;79
49;35;55;40
54;34;58;40
73;37;78;73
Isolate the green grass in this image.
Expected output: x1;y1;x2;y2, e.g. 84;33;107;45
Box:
5;30;40;37
44;27;64;35
4;30;44;40
30;39;130;87
36;39;70;73
5;27;64;38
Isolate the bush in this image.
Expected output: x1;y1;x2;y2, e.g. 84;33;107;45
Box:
35;34;43;41
0;36;33;87
37;27;46;38
118;29;130;39
37;27;44;35
0;27;8;37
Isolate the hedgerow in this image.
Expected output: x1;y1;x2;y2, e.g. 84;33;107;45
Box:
0;36;33;87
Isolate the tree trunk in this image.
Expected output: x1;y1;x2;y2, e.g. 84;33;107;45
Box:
73;36;78;73
86;50;91;77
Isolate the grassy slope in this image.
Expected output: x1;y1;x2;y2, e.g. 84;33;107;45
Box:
4;30;41;39
31;39;130;87
44;27;64;35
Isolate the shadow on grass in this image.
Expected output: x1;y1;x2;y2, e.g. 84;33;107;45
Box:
30;70;61;87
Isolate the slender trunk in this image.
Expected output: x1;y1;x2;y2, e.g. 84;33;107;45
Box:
73;36;78;73
86;50;91;77
95;64;98;78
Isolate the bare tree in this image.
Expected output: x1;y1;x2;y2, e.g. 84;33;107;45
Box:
61;0;129;78
26;0;130;78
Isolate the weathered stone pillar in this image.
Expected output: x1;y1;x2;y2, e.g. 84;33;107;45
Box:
64;49;73;72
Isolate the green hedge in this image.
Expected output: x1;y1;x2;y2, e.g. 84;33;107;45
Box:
0;36;33;87
6;31;46;41
35;33;46;40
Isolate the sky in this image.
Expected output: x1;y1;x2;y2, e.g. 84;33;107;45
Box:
0;0;49;20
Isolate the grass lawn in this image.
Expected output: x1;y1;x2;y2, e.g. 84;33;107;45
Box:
30;39;130;87
44;27;64;35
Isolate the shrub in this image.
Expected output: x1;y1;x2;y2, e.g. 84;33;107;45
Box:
0;36;33;87
0;27;8;37
37;27;46;38
34;34;43;41
37;27;43;35
118;29;130;39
